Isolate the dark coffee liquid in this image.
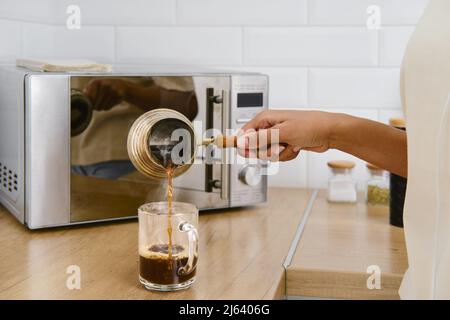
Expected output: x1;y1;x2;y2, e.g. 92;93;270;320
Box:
139;244;197;285
150;144;177;169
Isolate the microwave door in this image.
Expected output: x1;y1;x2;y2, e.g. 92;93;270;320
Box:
69;75;230;223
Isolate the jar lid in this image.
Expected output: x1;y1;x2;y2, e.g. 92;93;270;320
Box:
389;117;406;128
366;163;383;171
327;160;355;169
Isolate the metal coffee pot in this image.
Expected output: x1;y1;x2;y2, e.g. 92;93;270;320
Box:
127;108;236;179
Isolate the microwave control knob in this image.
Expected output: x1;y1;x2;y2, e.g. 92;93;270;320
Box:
239;165;262;186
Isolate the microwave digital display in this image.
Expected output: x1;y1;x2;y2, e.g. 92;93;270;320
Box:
237;93;263;108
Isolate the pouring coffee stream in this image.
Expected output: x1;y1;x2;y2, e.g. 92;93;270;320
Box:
128;108;237;264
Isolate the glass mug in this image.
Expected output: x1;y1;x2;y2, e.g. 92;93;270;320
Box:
138;202;199;291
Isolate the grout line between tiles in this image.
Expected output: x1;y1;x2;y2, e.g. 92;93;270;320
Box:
241;27;245;66
113;25;117;63
173;0;178;25
305;0;309;25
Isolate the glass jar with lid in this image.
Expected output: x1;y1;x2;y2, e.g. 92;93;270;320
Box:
327;160;357;203
365;163;390;206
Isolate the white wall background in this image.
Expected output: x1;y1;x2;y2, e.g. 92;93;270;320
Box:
0;0;429;189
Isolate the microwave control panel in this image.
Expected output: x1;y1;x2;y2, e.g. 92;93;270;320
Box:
229;74;268;207
231;75;268;127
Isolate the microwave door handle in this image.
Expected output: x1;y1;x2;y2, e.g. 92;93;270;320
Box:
220;90;229;200
205;88;215;192
205;88;229;200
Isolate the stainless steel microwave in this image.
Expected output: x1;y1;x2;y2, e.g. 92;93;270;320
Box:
0;66;268;229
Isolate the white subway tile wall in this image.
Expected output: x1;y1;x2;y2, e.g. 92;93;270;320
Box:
116;27;242;65
23;24;116;62
258;68;308;108
308;68;402;108
308;0;428;25
52;0;176;26
177;0;307;26
244;27;377;66
0;0;58;24
0;20;22;63
379;27;415;66
0;0;428;189
268;155;308;188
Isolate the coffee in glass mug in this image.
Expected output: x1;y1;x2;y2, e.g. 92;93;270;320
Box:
138;201;199;291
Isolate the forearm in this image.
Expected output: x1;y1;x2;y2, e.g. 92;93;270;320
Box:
328;113;407;177
123;83;198;120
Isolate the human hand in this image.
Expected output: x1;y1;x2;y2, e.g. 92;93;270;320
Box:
237;110;335;161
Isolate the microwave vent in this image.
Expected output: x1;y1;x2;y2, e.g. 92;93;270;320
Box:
0;162;18;194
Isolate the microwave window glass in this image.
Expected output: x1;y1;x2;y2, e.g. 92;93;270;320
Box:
69;75;201;223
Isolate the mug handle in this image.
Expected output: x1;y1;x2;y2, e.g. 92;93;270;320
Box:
177;221;198;275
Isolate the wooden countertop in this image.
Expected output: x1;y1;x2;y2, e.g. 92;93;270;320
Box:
0;188;408;300
286;191;408;300
0;188;312;300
